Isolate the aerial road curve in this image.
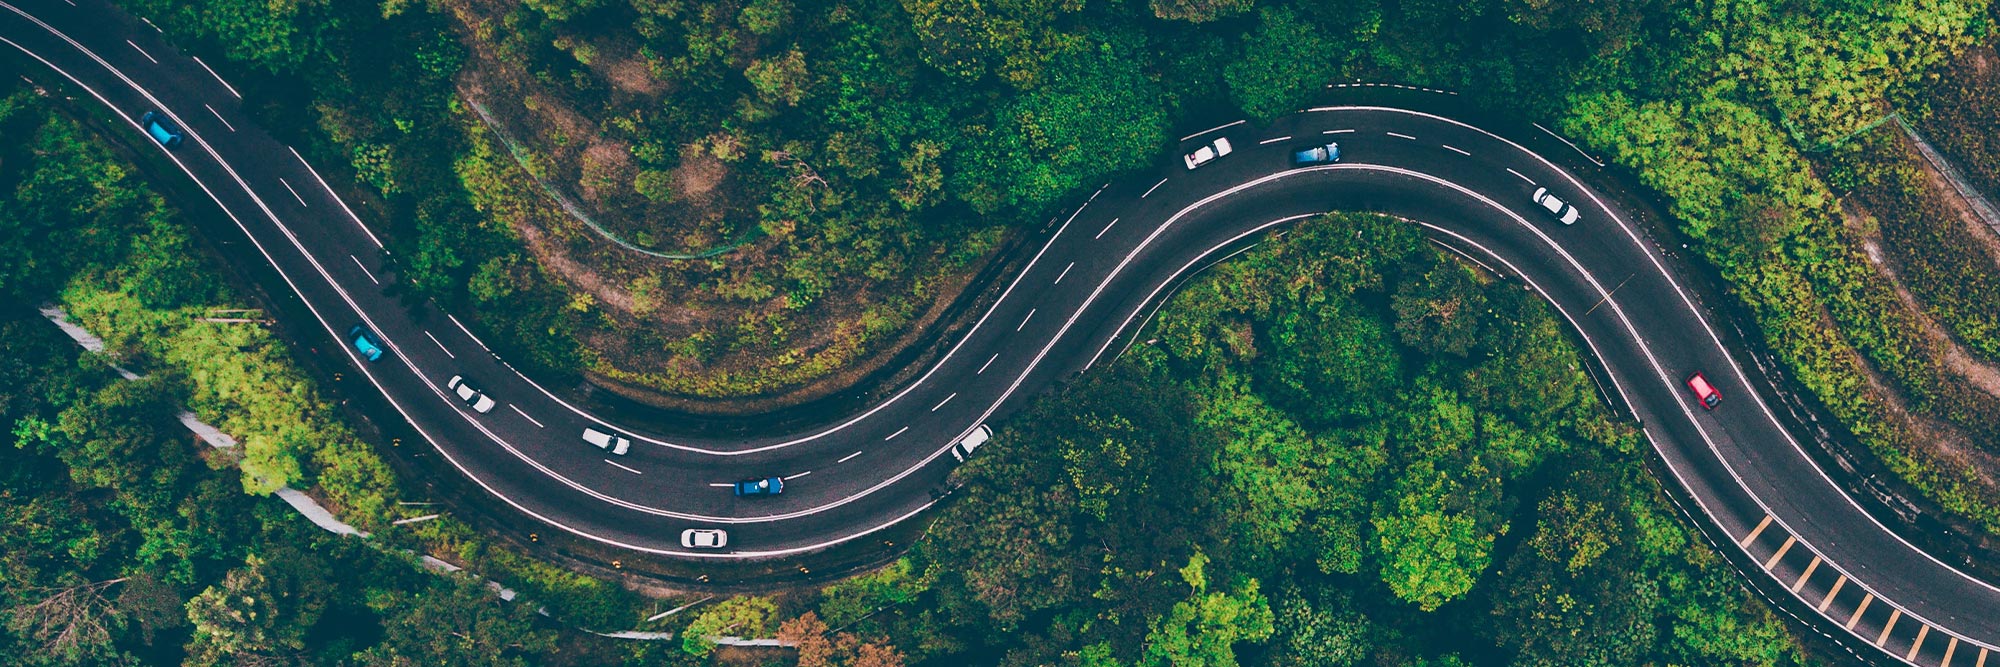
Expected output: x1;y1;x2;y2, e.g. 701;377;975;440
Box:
3;0;1997;664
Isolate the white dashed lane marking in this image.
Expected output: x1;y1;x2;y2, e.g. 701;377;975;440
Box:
424;330;454;358
203;103;236;132
606;460;642;475
838;451;863;463
191;56;241;98
978;353;999;375
885;426;909;440
1442;144;1470;156
1323;129;1355;134
279;177;309;207
349;255;379;285
1258;136;1291;145
783;470;812;480
125;39;155;64
1096;218;1119;239
1506;167;1535;185
1143;178;1168;198
508;404;544;428
1054;261;1075;285
1018;309;1035;331
932;393;957;412
1386;131;1416;140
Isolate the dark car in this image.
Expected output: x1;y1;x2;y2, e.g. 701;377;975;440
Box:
1290;142;1341;166
1686;372;1722;410
139;111;184;149
347;325;385;362
734;477;783;497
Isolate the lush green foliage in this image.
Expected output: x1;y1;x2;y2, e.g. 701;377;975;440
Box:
0;83;668;665
789;213;1814;666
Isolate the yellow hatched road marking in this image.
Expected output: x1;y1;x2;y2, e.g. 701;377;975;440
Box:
1977;646;1988;667
1944;636;1958;667
1846;593;1874;630
1792;556;1822;593
1741;515;1774;547
1819;575;1848;612
1875;609;1900;646
1764;536;1798;570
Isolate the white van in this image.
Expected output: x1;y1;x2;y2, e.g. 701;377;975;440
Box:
950;425;992;463
582;427;631;455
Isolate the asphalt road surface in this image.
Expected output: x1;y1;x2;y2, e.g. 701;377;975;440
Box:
3;1;1996;664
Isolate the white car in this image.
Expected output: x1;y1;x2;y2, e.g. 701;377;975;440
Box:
1532;186;1581;226
1183;137;1233;170
949;425;993;463
582;427;631;455
681;528;728;549
446;375;496;413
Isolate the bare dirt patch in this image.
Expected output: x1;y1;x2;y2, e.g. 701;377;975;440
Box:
1840;201;2000;398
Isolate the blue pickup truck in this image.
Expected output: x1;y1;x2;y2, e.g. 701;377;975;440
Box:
139;111;183;149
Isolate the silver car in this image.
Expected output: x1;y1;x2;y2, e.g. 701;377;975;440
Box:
1532;186;1581;226
446;375;496;413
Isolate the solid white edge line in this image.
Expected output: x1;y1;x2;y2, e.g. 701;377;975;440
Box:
423;330;454;358
1178;119;1245;142
1309;106;1998;657
508;403;544;428
286;146;387;249
606;460;642;475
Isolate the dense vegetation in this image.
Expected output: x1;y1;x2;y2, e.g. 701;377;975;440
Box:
0;83;681;664
685;212;1818;666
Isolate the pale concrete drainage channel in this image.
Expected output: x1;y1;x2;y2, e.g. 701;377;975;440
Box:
34;306;798;645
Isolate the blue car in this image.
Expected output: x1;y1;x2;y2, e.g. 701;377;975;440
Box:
347;325;385;362
1290;142;1340;166
139;111;184;149
734;477;783;497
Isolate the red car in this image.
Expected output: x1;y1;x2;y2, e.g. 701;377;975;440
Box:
1686;372;1722;410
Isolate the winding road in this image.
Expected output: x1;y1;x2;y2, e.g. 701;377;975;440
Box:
4;0;1997;664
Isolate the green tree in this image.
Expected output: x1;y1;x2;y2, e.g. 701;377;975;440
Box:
1225;7;1353;120
682;596;780;656
1139;551;1274;667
